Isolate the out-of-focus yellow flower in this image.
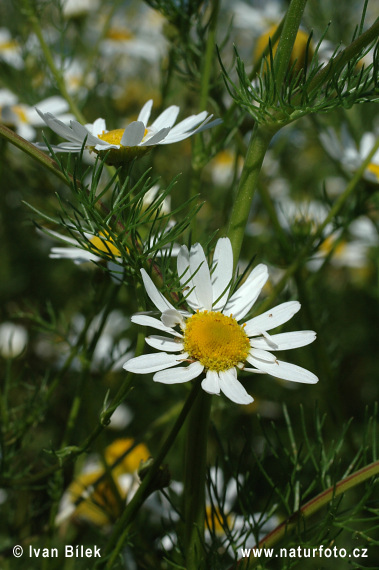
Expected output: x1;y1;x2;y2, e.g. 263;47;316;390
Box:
56;438;150;527
254;25;313;74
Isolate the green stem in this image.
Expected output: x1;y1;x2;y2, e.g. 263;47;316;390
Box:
183;390;212;570
190;0;220;240
305;19;379;97
227;124;278;267
0;124;71;185
273;0;308;93
21;0;86;124
99;380;202;569
240;459;379;568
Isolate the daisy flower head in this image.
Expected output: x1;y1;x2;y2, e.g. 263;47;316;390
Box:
124;238;318;405
1;96;73;141
36;99;222;164
320;124;379;184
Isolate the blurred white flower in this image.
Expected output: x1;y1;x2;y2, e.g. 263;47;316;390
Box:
61;59;96;97
231;1;284;34
1;96;74;141
0;322;28;358
62;0;99;18
108;403;133;430
0;28;24;69
208;150;243;187
320;125;379;184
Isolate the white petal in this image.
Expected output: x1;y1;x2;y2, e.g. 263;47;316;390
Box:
142;127;171;146
36;96;69;115
90;118;106;137
137;99;153;125
131;314;182;337
246;357;319;384
161;309;185;329
161;116;221;143
249;348;277;362
211;238;233;311
168;111;208;135
145;335;183;352
49;247;99;262
123;352;186;374
177;245;201;311
218;369;254;405
251;331;316;351
201;370;220;394
151;105;180;130
120;121;145;146
37;111;81;142
141;269;176;313
154;361;203;384
17;123;36;140
244;301;301;336
189;243;213;311
223;264;268;321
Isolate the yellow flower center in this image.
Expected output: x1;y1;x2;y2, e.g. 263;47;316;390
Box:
107;28;135;42
69;469;124;525
205;504;233;535
183;311;250;372
254;25;313;72
367;162;379;181
12;105;28;123
105;438;150;475
90;231;121;257
98;128;149;147
0;40;18;51
319;235;346;257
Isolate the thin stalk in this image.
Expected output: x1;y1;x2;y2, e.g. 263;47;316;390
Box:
305;19;379;98
236;459;379;568
99;380;202;570
272;0;308;94
190;0;220;240
227;124;278;267
183;391;212;570
21;0;86;124
0;124;71;185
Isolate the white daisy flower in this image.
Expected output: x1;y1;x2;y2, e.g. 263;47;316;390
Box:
1;96;74;141
0;28;24;69
320;125;379;184
123;238;318;405
36;99;222;164
62;0;99;18
231;1;284;34
40;223;180;283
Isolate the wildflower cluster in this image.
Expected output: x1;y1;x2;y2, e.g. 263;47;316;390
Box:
1;1;378;569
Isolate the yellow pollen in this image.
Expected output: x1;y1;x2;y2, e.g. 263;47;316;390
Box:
98;127;148;147
183;311;250;372
107;28;134;41
319;235;346;257
205;504;232;535
13;105;28;123
90;231;121;257
367;163;379;181
254;25;313;72
0;40;18;51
